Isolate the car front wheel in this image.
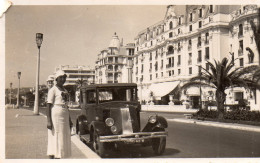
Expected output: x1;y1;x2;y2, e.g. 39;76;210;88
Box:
92;130;105;157
151;128;166;155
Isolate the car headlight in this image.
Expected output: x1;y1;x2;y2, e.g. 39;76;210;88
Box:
105;118;114;127
111;126;117;134
148;115;157;123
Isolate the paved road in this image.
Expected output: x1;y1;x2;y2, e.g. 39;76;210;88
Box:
26;107;260;158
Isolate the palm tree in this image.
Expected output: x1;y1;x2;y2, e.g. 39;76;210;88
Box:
76;78;88;89
249;7;260;64
181;57;260;119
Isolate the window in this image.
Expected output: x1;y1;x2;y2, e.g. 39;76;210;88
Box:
188;53;192;65
198;50;202;63
150;63;152;72
206;63;210;71
197;36;201;47
188;39;192;50
234;92;243;101
239;24;243;37
178;17;182;25
178;28;181;34
150;53;152;61
209;5;213;13
169;71;172;76
150;74;152;80
205;47;210;60
189;25;192;32
178;42;181;52
171;57;174;67
136;67;138;74
168;46;174;54
240;58;244;67
141;64;144;73
178;69;181;75
136;77;138;82
169;21;173;29
169;32;173;38
151;41;153;46
199;21;202;28
189;67;192;74
161;72;163;77
161;60;164;69
155;62;158;71
87;90;96;104
199;8;202;17
205;33;209;44
172;70;174;75
178;55;181;65
239;40;243;56
190;13;193;22
156;73;158;78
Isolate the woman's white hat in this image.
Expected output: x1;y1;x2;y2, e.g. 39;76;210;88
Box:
54;70;67;79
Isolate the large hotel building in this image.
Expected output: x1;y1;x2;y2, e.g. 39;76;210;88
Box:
132;5;260;110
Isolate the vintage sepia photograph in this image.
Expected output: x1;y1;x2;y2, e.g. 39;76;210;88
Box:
2;0;260;162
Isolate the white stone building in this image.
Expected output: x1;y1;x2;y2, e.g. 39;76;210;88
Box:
95;33;135;84
133;5;260;110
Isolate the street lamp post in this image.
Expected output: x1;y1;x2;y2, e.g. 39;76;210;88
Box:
34;33;43;115
16;72;21;108
9;82;12;105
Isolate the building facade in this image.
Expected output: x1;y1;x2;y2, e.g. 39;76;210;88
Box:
53;65;95;102
95;33;135;84
133;5;260;110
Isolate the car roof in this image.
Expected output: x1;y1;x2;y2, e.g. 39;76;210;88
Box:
80;83;137;89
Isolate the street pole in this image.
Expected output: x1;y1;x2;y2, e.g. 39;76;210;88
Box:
16;72;21;108
34;33;43;115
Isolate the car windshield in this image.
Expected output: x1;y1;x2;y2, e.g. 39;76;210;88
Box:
98;87;137;103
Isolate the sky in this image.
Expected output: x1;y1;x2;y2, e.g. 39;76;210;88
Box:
5;5;167;88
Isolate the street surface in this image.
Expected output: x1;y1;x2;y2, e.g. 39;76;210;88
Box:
27;107;260;158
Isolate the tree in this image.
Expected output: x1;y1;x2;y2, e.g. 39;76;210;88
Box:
181;57;260;119
249;7;260;63
76;78;88;89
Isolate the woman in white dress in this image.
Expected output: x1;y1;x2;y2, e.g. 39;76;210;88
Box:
46;70;73;159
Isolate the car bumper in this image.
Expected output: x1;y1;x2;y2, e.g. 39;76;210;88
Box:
99;131;167;143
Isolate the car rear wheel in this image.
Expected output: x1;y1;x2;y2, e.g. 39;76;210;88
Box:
151;128;166;155
92;130;105;157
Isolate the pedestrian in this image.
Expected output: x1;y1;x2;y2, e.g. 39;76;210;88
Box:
46;70;73;159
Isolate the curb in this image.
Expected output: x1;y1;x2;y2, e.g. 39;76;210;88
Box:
168;118;260;133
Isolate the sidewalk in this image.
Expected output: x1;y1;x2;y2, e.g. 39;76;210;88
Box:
5;108;100;159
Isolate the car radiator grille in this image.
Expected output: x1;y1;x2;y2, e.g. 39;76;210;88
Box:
121;107;133;134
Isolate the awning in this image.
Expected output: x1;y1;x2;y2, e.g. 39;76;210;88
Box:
149;81;180;97
186;87;200;96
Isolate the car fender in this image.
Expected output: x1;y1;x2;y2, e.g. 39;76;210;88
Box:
142;116;168;132
90;121;106;136
76;115;88;135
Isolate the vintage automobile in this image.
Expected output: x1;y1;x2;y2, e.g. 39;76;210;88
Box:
76;83;168;157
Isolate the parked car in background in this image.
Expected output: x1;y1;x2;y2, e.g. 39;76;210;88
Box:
76;83;168;157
